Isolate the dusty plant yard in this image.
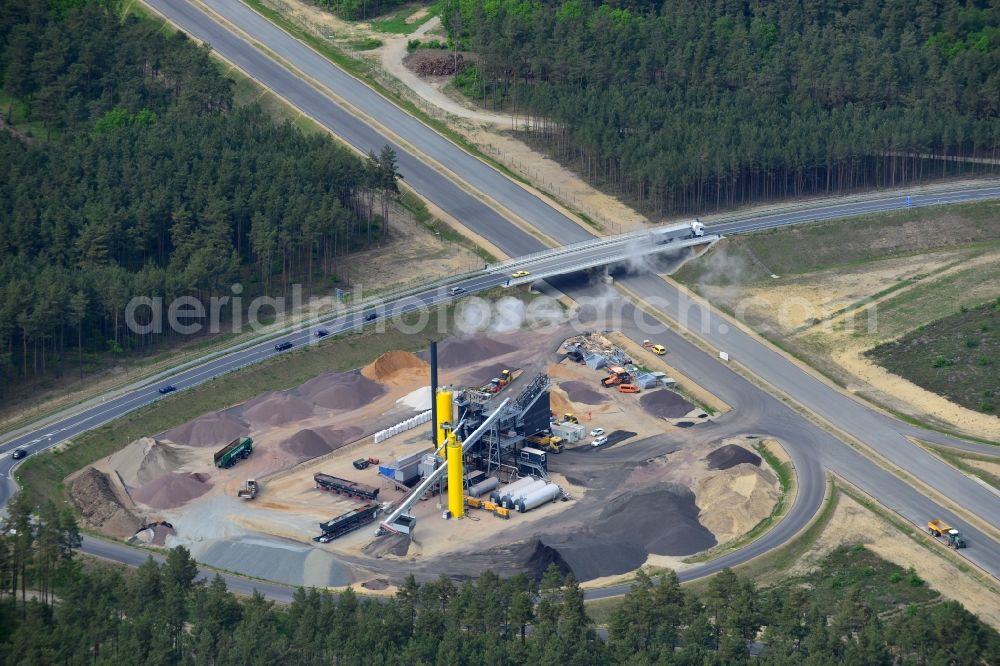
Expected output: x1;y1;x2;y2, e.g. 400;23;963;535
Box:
783;487;1000;631
69;324;778;589
676;203;1000;439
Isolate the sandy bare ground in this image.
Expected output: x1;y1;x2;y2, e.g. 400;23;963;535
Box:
697;246;1000;439
789;489;1000;631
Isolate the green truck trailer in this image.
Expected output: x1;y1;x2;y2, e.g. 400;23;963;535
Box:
214;437;253;469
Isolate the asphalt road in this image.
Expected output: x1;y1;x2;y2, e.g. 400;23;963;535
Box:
2;0;999;599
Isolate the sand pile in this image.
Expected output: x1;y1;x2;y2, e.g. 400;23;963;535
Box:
706;444;761;470
298;371;386;410
560;380;609;405
362;350;428;384
241;391;316;427
397;386;432;411
70;468;143;538
363;533;411;558
437;336;516;368
640;389;694;419
697;463;779;542
133;472;213;510
106;437;189;487
161;412;249;447
281;426;361;458
545;485;715;581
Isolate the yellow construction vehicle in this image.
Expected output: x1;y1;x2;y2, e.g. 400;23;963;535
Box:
563;413;579;424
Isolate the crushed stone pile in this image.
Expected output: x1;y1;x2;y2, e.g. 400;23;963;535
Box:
706;444;761;470
161;412;249;448
70;468;142;538
437;336;516;368
363;533;411;558
106;437;189;488
560;380;610;405
544;485;716;581
362;350;428;384
297;371;386;410
397;386;432;411
133;472;213;510
281;426;361;459
697;463;779;542
639;389;694;419
241;391;316;427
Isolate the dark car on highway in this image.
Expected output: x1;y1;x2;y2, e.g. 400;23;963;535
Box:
12;449;27;460
274;341;293;352
158;385;177;395
364;312;377;322
315;329;329;338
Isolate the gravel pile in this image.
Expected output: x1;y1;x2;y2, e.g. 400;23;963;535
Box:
107;437;188;487
706;444;761;470
69;468;142;538
639;389;694;419
298;371;386;410
161;412;249;448
241;391;316;427
281;426;361;459
133;472;213;510
437;336;516;368
560;380;609;405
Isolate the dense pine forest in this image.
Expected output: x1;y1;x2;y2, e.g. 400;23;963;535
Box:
0;1;399;400
1;495;997;664
444;0;1000;215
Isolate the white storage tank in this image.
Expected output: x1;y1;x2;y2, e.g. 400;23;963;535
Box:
516;483;561;512
468;477;500;498
502;480;547;509
489;476;536;504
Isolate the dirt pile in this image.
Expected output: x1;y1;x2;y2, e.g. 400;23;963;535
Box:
161;412;249;447
404;51;470;76
362;350;428;384
361;578;390;590
706;444;761;470
363;532;411;558
560;380;609;405
70;468;143;538
545;485;716;581
132;472;213;510
106;437;189;487
281;426;361;459
640;389;694;419
241;391;316;427
298;371;386;410
696;463;779;543
437;336;516;368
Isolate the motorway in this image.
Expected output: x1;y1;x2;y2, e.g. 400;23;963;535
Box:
2;0;1000;599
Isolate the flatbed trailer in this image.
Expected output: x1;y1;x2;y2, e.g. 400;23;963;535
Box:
314;503;379;542
314;473;379;501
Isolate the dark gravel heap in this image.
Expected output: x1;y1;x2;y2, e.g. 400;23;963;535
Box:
706;444;761;470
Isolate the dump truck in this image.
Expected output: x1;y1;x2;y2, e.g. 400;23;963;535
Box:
237;479;258;500
214;437;253;469
601;366;631;387
526;433;564;453
927;519;967;548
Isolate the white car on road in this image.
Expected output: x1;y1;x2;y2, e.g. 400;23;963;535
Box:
589;428;605;437
591;436;608;448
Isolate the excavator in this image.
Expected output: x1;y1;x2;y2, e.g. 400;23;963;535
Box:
601;366;631;387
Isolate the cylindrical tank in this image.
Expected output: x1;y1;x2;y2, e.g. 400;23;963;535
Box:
468;476;499;498
502;480;547;509
516;483;561;512
489;477;536;504
446;431;464;518
435;389;453;452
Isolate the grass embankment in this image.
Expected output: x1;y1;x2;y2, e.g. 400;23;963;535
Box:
867;301;999;414
16;315;448;508
923;443;1000;491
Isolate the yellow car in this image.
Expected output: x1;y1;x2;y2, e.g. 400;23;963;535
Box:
651;344;666;355
511;270;531;278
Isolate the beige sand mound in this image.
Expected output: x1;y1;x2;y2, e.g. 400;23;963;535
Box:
241;391;317;427
106;437;190;488
362;350;428;384
132;472;213;510
298;372;386;410
70;468;143;538
161;412;248;448
696;463;779;543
